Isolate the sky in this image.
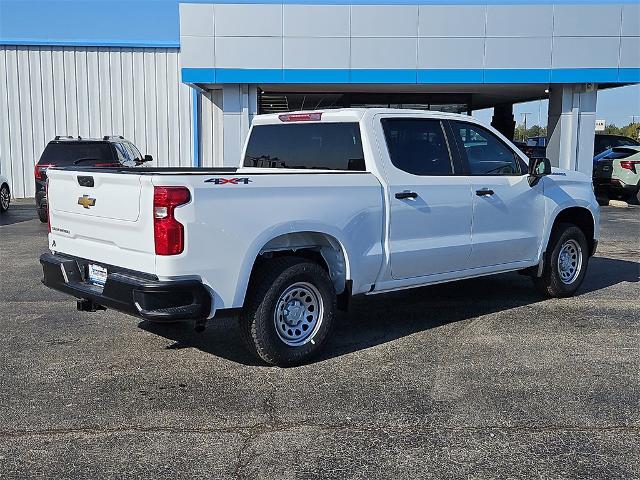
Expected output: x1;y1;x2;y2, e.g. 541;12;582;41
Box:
473;84;640;128
0;0;179;47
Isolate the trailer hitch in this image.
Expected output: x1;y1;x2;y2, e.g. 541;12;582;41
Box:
77;298;106;312
194;317;207;333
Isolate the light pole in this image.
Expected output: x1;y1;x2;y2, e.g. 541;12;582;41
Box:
520;112;533;141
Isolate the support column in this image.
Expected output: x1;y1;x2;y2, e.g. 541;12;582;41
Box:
491;104;516;141
546;84;597;175
221;84;258;167
192;89;201;167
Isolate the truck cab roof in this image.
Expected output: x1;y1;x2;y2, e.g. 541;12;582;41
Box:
252;108;477;125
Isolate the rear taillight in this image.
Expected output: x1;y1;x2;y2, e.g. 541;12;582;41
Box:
153;186;190;256
35;164;54;181
620;160;639;173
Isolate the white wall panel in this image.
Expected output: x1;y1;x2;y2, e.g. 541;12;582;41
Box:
75;49;90;138
109;49;124;136
6;48;24;197
28;48;45;167
144;49;159;164
0;50;13;192
39;49;56;146
86;48;101;138
98;48;112;135
120;49;135;141
0;46;193;198
63;48;79;136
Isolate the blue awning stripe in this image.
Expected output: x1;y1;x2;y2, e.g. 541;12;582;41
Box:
182;68;638;85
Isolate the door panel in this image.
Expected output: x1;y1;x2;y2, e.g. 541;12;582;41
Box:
375;116;473;280
447;120;545;268
469;176;544;267
389;180;473;278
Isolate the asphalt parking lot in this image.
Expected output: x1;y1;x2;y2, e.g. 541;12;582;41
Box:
1;199;638;479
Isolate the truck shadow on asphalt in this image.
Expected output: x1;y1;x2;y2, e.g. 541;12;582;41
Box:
139;255;638;367
0;202;40;226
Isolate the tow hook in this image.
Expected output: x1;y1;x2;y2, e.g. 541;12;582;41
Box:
77;298;106;312
194;317;207;333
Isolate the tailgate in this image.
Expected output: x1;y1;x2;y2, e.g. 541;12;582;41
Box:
594;159;613;182
49;170;142;221
46;169;156;273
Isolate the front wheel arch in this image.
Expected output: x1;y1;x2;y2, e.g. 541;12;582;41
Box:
546;206;596;257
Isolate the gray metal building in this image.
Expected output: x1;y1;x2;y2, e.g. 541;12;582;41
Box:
0;46;193;198
1;0;639;198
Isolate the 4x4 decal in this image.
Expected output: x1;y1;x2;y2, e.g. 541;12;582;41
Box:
205;177;252;185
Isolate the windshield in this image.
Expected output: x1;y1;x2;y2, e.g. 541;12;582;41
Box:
38;143;114;166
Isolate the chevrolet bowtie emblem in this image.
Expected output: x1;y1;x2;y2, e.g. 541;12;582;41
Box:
77;195;96;209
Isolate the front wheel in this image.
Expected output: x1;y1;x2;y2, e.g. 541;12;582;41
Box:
0;184;9;212
239;257;336;367
533;223;589;298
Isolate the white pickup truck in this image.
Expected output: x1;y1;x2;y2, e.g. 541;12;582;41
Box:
41;109;599;366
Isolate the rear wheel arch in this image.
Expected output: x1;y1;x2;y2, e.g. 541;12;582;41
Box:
254;231;349;294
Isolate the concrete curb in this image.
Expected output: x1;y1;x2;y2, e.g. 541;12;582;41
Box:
608;199;630;208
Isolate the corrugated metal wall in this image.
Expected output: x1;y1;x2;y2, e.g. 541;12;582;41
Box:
0;46;194;198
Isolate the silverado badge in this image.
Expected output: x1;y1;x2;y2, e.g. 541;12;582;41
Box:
78;194;96;209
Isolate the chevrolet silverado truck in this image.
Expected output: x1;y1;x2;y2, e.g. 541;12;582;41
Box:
40;109;599;366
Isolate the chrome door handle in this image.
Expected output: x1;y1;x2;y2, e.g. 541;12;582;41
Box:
395;191;418;200
475;188;495;196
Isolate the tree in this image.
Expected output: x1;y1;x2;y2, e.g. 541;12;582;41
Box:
514;124;548;141
603;122;640;139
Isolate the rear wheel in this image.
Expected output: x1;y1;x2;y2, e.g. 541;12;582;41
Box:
0;184;10;212
533;223;589;298
37;207;48;223
239;257;336;367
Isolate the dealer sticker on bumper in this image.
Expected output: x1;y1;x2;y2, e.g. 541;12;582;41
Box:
88;263;107;285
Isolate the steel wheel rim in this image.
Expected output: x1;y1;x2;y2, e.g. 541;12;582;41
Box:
0;187;8;210
274;282;324;346
557;239;583;285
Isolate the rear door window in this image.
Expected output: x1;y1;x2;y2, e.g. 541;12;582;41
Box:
243;122;365;170
381;118;454;176
38;143;114;166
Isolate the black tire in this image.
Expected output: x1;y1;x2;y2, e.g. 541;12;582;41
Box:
37;208;48;223
533;223;590;298
621;191;640;204
0;184;9;213
239;256;336;367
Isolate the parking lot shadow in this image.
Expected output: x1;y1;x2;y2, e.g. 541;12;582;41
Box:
0;201;38;226
139;255;638;366
580;256;639;293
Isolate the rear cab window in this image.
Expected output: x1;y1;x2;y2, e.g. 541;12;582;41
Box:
243;122;366;171
38;142;115;167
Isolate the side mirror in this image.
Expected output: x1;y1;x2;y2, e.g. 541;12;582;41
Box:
529;157;551;176
528;157;551;186
143;154;153;163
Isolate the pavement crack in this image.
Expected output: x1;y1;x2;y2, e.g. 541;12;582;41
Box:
1;422;639;440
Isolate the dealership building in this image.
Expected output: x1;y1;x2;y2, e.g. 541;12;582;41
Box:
1;0;638;198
